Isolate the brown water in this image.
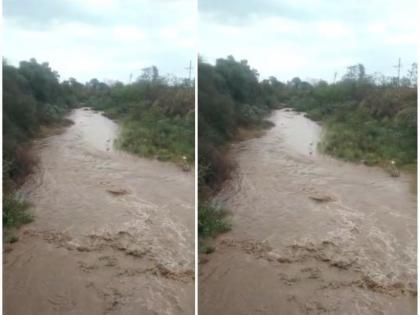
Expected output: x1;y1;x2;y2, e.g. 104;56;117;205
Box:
4;108;195;315
199;109;417;315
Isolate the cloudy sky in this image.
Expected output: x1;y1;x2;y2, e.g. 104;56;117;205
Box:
3;0;195;83
199;0;417;82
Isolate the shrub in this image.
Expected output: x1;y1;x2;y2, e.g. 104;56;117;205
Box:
3;194;33;229
198;203;231;238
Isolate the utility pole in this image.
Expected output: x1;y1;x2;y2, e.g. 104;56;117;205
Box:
394;58;402;88
333;72;337;84
129;73;133;83
185;60;193;84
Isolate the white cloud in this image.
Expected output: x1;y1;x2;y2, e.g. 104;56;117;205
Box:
112;26;147;42
368;22;388;34
3;0;195;82
200;0;417;81
315;21;354;39
384;33;418;45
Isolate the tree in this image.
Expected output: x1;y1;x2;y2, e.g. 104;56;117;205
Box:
343;64;366;82
408;62;417;87
139;66;159;82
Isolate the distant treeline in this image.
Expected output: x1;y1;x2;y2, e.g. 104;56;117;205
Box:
3;59;194;231
198;56;417;240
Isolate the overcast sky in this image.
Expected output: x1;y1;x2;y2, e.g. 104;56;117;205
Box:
3;0;195;83
199;0;417;82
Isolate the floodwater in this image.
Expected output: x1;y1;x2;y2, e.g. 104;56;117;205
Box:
199;109;416;315
4;108;195;315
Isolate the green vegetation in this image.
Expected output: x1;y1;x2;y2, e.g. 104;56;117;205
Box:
198;203;231;238
198;57;417;242
84;66;194;165
3;194;33;229
288;63;417;167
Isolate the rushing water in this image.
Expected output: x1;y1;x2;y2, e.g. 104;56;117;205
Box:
4;108;195;315
200;109;416;315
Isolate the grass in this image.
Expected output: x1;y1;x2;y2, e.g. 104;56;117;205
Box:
317;116;416;168
109;111;194;166
198;203;231;254
198;203;231;238
3;193;33;229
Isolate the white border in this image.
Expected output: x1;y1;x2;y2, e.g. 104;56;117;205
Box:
194;0;198;311
1;0;4;312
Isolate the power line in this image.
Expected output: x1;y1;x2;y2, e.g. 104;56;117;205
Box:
185;60;193;83
393;58;403;88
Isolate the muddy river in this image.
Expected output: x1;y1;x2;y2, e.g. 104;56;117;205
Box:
4;108;195;315
199;109;416;315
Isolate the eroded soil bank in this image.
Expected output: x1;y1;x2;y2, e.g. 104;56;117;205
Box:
4;108;195;315
199;109;416;315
